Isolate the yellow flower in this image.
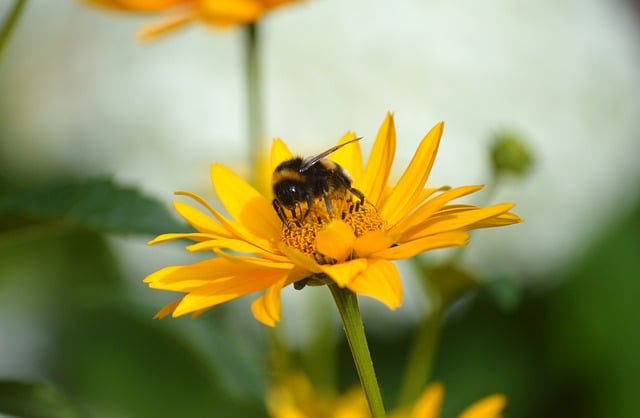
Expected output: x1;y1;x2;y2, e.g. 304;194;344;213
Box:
391;383;506;418
265;373;369;418
266;375;506;418
82;0;300;40
145;113;521;326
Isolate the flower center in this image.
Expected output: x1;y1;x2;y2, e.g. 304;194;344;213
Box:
280;196;385;264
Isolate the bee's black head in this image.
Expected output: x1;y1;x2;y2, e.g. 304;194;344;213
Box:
272;157;310;209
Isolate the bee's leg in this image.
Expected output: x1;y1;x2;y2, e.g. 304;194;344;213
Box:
350;188;365;203
348;188;365;212
272;199;287;223
287;204;301;226
323;192;333;216
290;203;304;223
301;195;313;219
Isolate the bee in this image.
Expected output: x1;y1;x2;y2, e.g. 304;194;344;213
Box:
272;138;365;223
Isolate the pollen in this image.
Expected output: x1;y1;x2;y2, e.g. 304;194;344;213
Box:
280;196;385;264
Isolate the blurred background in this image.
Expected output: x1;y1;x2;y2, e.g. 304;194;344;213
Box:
1;0;639;417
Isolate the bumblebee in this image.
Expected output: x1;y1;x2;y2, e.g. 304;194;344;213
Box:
272;138;365;223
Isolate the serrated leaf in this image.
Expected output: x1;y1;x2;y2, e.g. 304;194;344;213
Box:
0;178;188;235
0;380;86;418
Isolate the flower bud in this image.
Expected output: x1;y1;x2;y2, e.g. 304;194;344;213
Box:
490;131;534;177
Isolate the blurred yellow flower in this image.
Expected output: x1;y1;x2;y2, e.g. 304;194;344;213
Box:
82;0;300;40
266;374;507;418
391;383;506;418
145;113;521;326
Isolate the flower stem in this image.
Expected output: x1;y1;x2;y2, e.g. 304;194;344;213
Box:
0;0;27;66
397;257;445;408
397;305;442;407
244;22;263;186
329;284;386;418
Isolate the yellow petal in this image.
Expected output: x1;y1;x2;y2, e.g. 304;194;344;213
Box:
466;211;522;229
199;0;262;22
278;243;323;274
404;203;515;241
210;247;293;267
390;185;484;235
410;383;444;418
186;238;268;254
138;7;194;41
362;113;396;206
213;247;293;265
176;190;276;253
316;220;356;262
146;265;219;290
172;200;231;237
330;131;363;185
353;230;397;257
374;231;469;260
458;394;507;418
199;0;298;24
191;307;210;318
320;258;369;287
270;137;293;173
380;122;444;226
412;186;451;208
145;257;288;287
148;232;215;245
153;299;182;319
211;163;281;240
82;0;189;12
346;259;402;309
251;277;286;326
172;267;288;317
144;265;180;284
396;185;451;220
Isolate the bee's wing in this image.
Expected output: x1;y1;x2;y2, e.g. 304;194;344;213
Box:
300;137;362;172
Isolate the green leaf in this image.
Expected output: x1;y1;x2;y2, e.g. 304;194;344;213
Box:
427;263;480;307
55;308;265;418
485;275;522;313
0;178;188;235
0;380;86;418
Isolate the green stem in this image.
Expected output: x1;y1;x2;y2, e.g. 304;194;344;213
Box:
244;22;263;186
0;0;27;66
396;257;445;408
480;168;501;207
329;284;386;418
396;305;442;407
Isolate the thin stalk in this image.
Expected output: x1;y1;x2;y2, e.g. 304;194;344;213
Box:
329;284;386;418
396;256;445;408
479;168;501;207
0;0;27;66
396;305;442;407
244;22;263;186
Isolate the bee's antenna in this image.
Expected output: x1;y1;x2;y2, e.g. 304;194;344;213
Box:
300;137;362;172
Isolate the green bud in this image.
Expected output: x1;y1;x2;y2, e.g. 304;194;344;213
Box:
490;131;534;177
